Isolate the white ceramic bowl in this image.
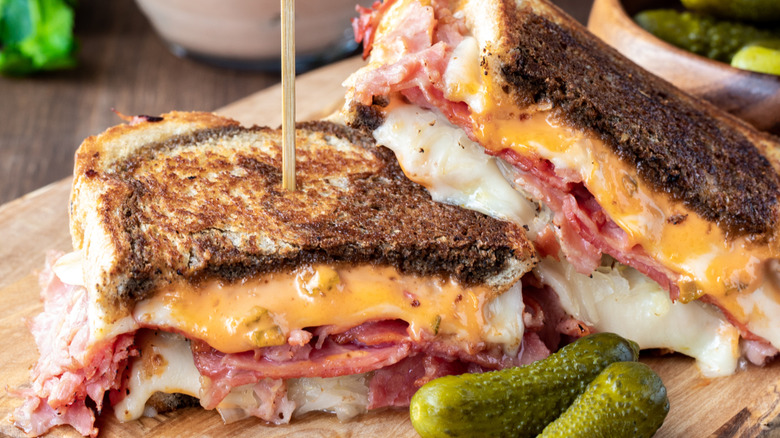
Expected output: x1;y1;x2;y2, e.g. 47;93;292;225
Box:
135;0;371;70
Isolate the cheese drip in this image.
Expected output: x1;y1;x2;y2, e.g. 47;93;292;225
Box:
535;257;740;377
133;264;525;355
374;104;548;237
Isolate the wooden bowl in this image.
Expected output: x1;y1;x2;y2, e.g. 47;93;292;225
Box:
588;0;780;135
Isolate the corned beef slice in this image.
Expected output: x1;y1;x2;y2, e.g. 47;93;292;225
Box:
14;253;136;438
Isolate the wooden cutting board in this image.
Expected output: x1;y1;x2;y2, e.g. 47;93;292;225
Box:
1;56;779;438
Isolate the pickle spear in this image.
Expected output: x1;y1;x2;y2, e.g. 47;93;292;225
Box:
681;0;780;23
409;333;639;438
634;9;779;63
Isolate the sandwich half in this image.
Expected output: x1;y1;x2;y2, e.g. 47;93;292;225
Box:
14;112;539;436
343;0;780;376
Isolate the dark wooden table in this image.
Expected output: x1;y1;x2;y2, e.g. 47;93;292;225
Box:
0;0;594;206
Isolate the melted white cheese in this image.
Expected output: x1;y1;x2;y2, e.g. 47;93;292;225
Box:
113;331;202;421
112;330;371;424
737;280;780;349
535;257;739;377
482;281;525;355
374;104;549;237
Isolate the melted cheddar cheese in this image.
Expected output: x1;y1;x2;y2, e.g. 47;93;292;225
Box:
133;264;520;354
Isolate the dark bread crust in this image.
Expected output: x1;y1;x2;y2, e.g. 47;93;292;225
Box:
347;101;387;133
144;392;199;414
73;113;534;315
496;0;780;237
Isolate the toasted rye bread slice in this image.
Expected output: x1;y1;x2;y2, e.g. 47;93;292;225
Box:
479;0;780;238
349;0;780;240
71;112;535;322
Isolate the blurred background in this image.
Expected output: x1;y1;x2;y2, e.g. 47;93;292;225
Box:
0;0;592;205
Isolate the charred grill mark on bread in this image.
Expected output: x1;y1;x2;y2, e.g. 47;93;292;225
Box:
72;112;534;315
496;1;780;238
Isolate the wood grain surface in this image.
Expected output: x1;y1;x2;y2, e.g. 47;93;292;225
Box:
2;54;780;438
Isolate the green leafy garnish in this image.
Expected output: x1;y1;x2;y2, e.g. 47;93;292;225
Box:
0;0;77;75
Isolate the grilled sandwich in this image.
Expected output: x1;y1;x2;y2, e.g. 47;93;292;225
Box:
14;111;538;436
343;0;780;376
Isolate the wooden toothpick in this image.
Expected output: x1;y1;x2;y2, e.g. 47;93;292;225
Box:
281;0;296;191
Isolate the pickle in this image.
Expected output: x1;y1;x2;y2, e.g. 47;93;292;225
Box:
681;0;780;23
731;41;780;75
243;306;286;347
539;362;669;438
409;333;639;438
635;10;779;62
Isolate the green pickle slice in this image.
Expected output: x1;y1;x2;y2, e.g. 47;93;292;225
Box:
731;41;780;75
